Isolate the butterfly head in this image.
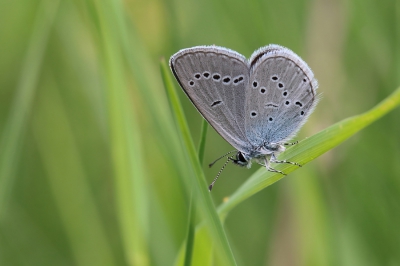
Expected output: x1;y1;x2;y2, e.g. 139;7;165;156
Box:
234;143;286;168
232;152;251;168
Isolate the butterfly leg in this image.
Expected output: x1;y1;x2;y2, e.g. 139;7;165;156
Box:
264;158;286;175
270;153;302;167
282;141;299;146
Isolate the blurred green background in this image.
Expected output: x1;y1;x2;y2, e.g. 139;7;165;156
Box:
0;0;399;265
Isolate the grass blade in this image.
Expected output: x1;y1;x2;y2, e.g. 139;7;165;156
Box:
160;58;236;266
198;120;209;165
183;194;196;266
32;80;116;266
0;0;60;220
218;86;400;218
183;120;208;266
95;1;149;265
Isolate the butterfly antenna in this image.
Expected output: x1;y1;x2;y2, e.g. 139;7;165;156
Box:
208;150;236;168
209;156;232;191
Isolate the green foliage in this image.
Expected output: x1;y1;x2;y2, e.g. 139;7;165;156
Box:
0;0;399;265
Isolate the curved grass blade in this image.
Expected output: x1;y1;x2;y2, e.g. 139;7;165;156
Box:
218;86;400;218
160;58;236;266
183;120;208;266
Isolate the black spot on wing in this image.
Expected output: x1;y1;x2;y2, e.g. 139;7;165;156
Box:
211;100;222;107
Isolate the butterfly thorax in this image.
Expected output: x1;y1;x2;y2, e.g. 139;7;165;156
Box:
262;143;286;154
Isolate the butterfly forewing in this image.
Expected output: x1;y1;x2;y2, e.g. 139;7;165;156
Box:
169;46;252;153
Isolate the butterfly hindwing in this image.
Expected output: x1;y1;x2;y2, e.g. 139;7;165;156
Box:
244;45;318;145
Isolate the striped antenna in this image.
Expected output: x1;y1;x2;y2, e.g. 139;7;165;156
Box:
208;150;236;168
208;156;233;191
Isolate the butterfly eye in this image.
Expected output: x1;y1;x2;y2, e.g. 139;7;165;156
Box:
278;83;284;88
237;152;247;163
203;72;210;79
300;111;305;116
189;80;195;86
252;81;258;88
260;87;266;94
285;101;290;106
194;73;201;79
271;75;278;81
250;111;257;117
282;91;288;97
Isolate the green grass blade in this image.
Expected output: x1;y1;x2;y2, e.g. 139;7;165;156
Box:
32;80;116;266
95;2;149;265
160;58;236;266
218;86;400;218
183;120;208;266
183;193;196;266
198;120;209;165
0;0;60;220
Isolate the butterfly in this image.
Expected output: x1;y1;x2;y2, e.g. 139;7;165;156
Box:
169;45;318;190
